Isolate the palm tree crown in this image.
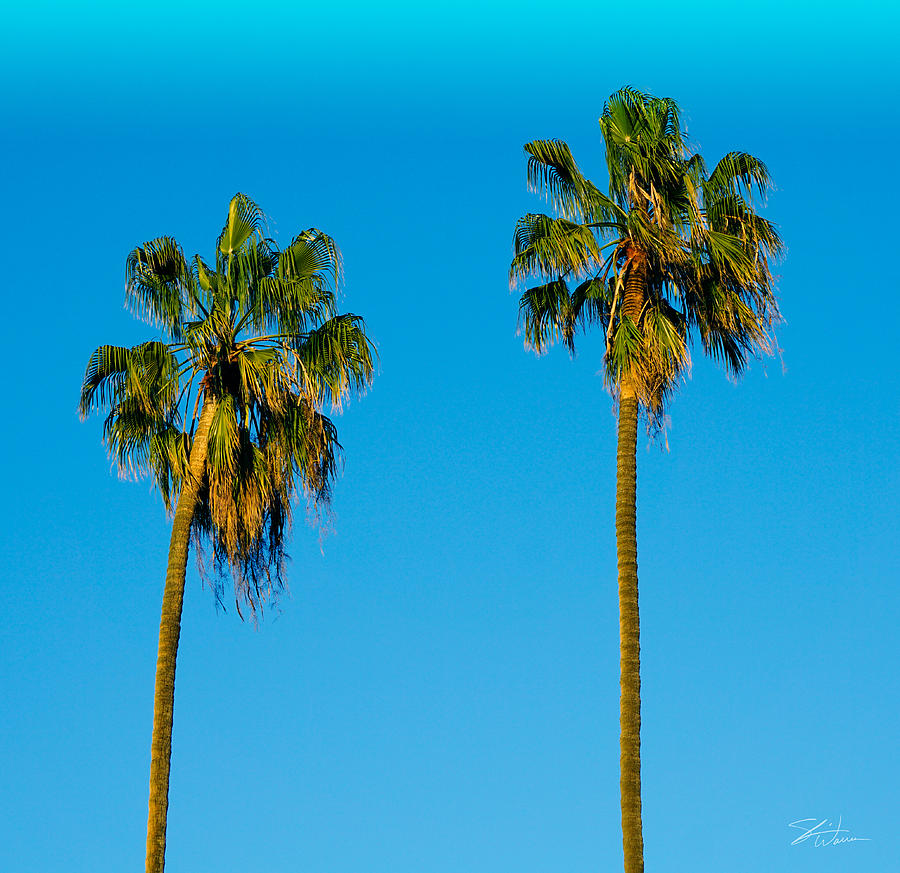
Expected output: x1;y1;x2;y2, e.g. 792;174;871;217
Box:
512;86;783;416
81;192;375;612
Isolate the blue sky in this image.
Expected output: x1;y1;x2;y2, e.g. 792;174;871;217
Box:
2;2;898;872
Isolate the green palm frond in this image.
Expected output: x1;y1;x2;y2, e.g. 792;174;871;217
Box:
148;427;192;512
102;396;182;480
207;395;240;477
606;314;643;387
517;273;615;357
526;139;625;226
250;274;335;337
193;254;217;294
272;398;341;499
600;87;687;207
126;237;190;338
604;301;688;416
510;213;605;284
706;152;772;202
281;229;342;288
641;300;689;397
80;345;131;416
525;139;586;216
102;399;158;477
570;276;614;334
517;279;573;354
229;230;341;337
703;228;755;280
195;395;343;616
179;312;221;367
218;193;266;257
691;279;774;377
81;341;180;418
225;237;279;312
704;192;784;261
299;313;376;409
234;347;283;408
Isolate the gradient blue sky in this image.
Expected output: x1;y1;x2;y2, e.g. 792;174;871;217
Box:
2;2;898;872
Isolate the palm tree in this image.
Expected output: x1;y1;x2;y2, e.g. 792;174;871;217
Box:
510;88;782;873
80;194;375;873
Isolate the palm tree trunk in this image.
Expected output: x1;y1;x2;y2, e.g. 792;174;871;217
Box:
616;385;643;873
617;254;645;873
145;398;217;873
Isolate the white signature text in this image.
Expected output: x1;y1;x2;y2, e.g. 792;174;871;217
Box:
789;816;871;847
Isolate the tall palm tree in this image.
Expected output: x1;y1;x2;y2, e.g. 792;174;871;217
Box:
510;88;782;873
80;194;375;873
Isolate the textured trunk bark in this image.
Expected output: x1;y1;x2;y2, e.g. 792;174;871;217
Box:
616;387;643;873
145;398;217;873
617;252;645;873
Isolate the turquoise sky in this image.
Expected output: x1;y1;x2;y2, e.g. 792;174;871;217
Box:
2;2;898;872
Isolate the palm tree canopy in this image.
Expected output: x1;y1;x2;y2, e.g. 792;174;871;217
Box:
81;193;375;615
511;87;783;420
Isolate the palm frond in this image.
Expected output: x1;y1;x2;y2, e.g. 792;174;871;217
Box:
271;398;341;500
299;314;376;409
249;275;335;337
525;139;589;221
510;213;604;284
526;139;626;226
706;152;772;203
207;395;241;477
571;276;613;333
517;279;572;354
606;314;644;390
225;237;278;315
126;237;190;337
81;341;180;417
281;230;342;288
703;229;755;282
218;193;266;256
600;87;687;207
80;344;131;417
